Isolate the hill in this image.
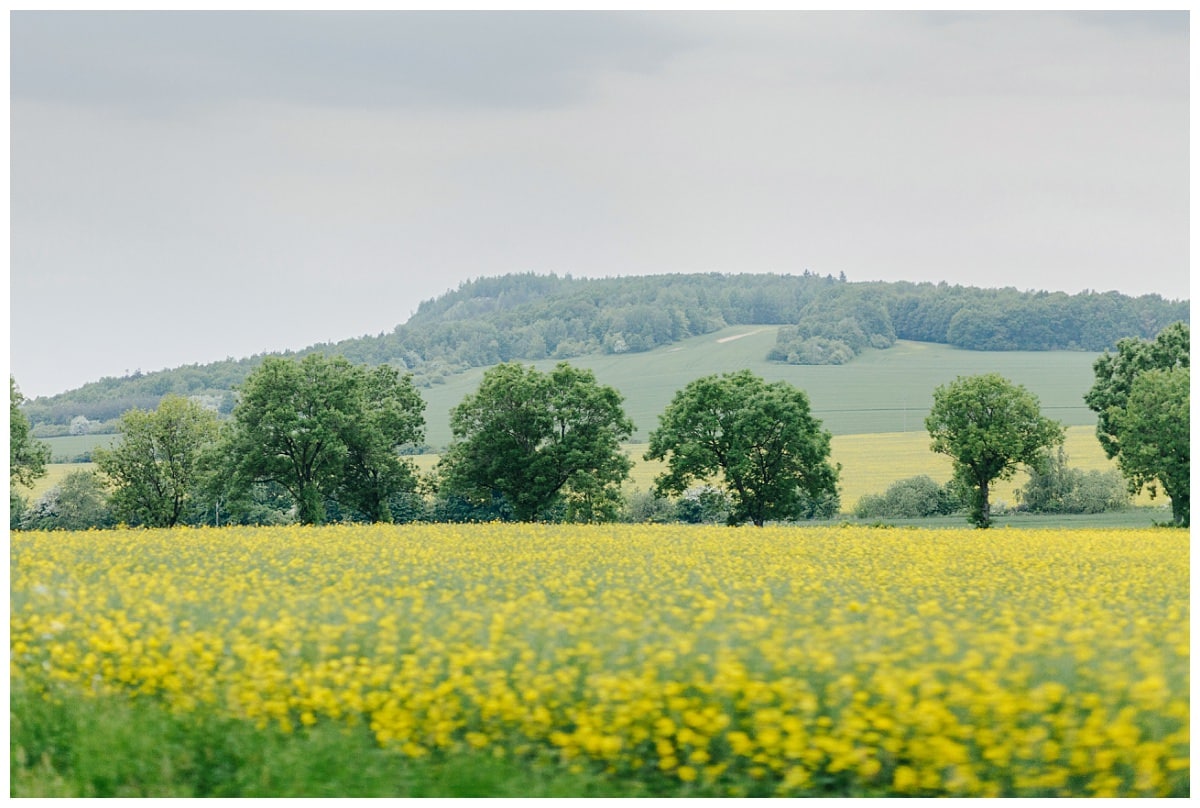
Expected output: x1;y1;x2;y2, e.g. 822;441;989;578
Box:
19;272;1186;436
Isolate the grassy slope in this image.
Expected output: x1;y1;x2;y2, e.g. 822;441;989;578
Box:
35;434;117;463
33;330;1101;452
417;329;1100;447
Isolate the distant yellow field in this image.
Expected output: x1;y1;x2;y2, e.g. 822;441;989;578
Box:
625;424;1147;511
12;463;94;501
827;424;1144;510
18;426;1149;514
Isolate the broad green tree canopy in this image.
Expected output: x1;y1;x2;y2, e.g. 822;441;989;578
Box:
926;373;1064;528
336;364;427;523
94;394;220;527
645;370;839;527
1111;367;1189;526
224;354;425;525
439;362;634;522
10;377;50;488
1085;322;1189;526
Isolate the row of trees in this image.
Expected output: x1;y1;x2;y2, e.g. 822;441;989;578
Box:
921;321;1189;527
10;323;1189;530
10;361;843;530
22;273;1186;432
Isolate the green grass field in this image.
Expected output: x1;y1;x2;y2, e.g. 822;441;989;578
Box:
417;331;1101;447
35;434;116;462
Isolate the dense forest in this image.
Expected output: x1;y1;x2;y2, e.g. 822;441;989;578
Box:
22;272;1188;433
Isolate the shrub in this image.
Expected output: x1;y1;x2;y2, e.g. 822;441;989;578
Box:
19;470;115;531
1018;447;1131;514
853;476;961;519
620;489;676;524
674;486;732;524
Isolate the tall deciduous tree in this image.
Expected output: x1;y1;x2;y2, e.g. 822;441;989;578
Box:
1111;367;1189;526
1085;322;1189;526
646;371;840;527
94;394;220;527
10;377;50;488
336;364;426;523
439;362;634;522
926;373;1064;528
224;354;425;525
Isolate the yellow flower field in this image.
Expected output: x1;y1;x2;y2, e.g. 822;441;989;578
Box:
10;524;1189;797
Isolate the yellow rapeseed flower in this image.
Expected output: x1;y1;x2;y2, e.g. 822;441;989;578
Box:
9;524;1189;797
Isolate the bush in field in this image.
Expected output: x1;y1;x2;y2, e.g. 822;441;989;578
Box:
199;481;295;527
620;489;676;524
385;491;428;524
853;475;961;519
429;489;515;523
674;486;732;524
11;491;29;530
19;470;115;531
1017;447;1131;514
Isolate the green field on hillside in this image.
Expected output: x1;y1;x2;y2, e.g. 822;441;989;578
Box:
37;434;117;462
33;333;1102;452
418;331;1101;447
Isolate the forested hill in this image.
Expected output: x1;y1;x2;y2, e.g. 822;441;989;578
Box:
22;273;1188;432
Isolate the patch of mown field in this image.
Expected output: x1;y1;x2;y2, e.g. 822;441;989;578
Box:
11;524;1188;797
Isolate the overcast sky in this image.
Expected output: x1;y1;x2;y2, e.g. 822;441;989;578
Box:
9;10;1190;399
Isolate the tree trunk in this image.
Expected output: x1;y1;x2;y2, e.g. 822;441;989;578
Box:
1172;493;1189;527
296;485;326;525
979;478;991;528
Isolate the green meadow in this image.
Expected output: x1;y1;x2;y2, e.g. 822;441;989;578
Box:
417;330;1101;446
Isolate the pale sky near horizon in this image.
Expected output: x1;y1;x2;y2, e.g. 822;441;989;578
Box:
9;10;1191;399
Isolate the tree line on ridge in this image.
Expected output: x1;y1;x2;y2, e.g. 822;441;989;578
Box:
22;273;1187;435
